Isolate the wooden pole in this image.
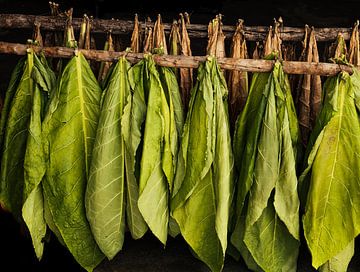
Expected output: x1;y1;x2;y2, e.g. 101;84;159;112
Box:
0;41;354;75
0;14;352;41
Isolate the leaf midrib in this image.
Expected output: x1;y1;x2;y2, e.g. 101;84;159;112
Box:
76;55;89;176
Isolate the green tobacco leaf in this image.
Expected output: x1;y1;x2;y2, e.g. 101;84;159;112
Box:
137;56;170;244
231;62;300;272
157;66;184;193
157;66;184;237
0;57;25;155
122;60;148;240
299;76;338;207
0;55;32;217
85;57;131;259
22;52;55;260
244;199;299;272
302;72;360;269
43;52;104;271
0;51;55;260
171;58;233;272
231;72;271;246
319;241;354;272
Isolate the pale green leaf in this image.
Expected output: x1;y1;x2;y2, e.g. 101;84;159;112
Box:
138;56;170;244
319;241;354;272
171;58;233;272
122;60;148;240
43;52;104;272
231;62;300;271
85;57;130;259
302;72;360;269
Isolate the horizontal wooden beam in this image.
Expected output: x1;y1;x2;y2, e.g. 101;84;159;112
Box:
0;14;352;41
0;41;354;76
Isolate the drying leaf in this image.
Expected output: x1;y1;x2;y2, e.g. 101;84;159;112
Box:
227;19;248;127
42;52;104;271
216;15;226;58
263;19;282;58
78;15;87;49
297;27;322;146
252;42;262;59
86;57;131;259
143;18;153;53
125;55;183;244
121;59;149;240
179;13;193;111
171;57;233;272
263;26;273;57
153;14;168;54
130;14;141;53
169;20;181;56
349;21;360;66
137;56;179;244
310;28;322;127
206;17;219;56
169;19;181;80
97;32;115;85
206;15;226;58
294;25;310;107
231;62;300;272
329;33;348;64
298;27;314;146
0;58;26;154
0;50;55;260
300;70;360;269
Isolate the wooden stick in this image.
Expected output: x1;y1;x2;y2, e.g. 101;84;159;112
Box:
0;41;354;75
0;14;352;41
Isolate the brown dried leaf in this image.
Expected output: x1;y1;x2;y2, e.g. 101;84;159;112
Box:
263;26;273;57
131;14;141;53
349;21;360;66
298;26;314;146
227;20;248;127
310;28;322;127
206;17;219;56
33;23;43;47
143;20;153;53
215;15;226;58
252;42;261;59
179;13;193;111
295;26;310;106
153;14;168;54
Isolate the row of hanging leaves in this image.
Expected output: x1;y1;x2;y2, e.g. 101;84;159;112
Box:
2;3;360;272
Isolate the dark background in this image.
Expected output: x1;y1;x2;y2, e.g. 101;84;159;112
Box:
1;0;360;271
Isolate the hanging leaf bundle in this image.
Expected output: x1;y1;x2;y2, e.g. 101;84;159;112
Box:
296;26;322;146
85;56;148;260
170;56;233;272
349;21;360;66
207;15;226;58
227;19;248;128
0;25;56;260
153;14;168;54
97;31;115;86
123;55;183;244
122;16;183;244
41;21;105;271
143;17;153;53
230;24;301;272
169;13;193;111
130;14;141;53
299;28;360;272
